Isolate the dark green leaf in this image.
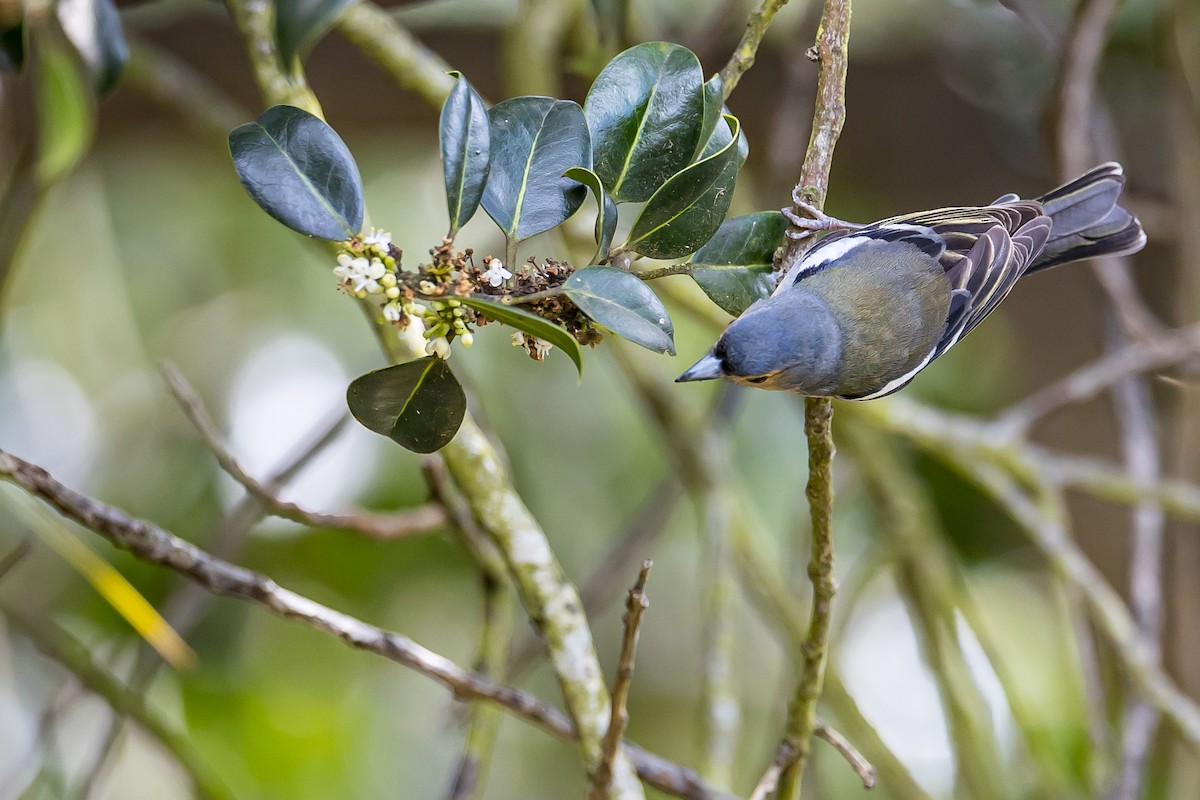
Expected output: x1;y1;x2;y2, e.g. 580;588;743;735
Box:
622;114;742;260
346;358;466;454
585;42;704;203
457;294;584;376
57;0;127;95
229;105;364;241
565;266;674;355
563;166;617;265
276;0;354;70
695;74;723;160
0;24;25;73
35;35;95;186
482;97;590;242
690;211;786;316
440;72;491;237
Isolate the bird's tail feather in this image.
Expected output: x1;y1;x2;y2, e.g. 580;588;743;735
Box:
1026;162;1146;273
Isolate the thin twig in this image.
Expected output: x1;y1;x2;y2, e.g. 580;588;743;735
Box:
749;719;876;800
161;362;447;539
718;0;794;100
993;322;1200;437
772;3;852;796
591;562;653;800
0;447;727;800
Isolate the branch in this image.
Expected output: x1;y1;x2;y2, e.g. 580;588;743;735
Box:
718;0;793;99
336;1;457;109
769;3;852;795
994;323;1200;437
0;447;731;800
161;362;448;539
591;562;653;800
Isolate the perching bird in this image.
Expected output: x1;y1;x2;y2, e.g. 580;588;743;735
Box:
676;162;1146;399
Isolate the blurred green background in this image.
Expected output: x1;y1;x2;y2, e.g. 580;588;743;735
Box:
1;0;1195;798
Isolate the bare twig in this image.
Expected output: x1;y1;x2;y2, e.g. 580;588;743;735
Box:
750;720;876;800
994;323;1200;437
718;0;793;100
770;3;853;796
161;362;447;539
591;562;653;800
0;447;732;800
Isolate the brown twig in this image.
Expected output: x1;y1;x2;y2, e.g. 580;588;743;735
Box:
161;362;447;539
591;561;653;800
718;0;794;100
0;447;731;800
750;720;876;800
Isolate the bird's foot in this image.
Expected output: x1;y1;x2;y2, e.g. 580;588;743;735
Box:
782;189;863;240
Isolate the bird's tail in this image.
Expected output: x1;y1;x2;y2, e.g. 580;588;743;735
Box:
1024;162;1146;273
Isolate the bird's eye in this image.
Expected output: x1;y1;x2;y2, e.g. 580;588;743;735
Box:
747;375;769;384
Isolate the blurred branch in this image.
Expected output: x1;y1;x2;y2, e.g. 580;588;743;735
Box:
0;447;732;800
3;612;232;800
718;0;792;99
162;362;448;539
994;322;1200;438
336;1;457;109
773;2;852;796
224;0;321;115
0;539;31;580
123;36;251;141
591;562;653;800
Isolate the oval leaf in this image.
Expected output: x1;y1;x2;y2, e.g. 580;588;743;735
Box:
456;294;584;376
690;211;786;316
565;266;674;355
482;97;590;242
347;357;466;454
563;166;617;265
440;73;491;237
622;114;742;260
276;0;354;69
585;42;704;203
229;105;364;241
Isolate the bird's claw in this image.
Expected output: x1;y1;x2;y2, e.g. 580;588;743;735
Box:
782;189;862;240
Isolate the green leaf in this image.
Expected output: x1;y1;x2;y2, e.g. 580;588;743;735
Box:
622;114;742;260
565;266;674;355
481;96;590;242
35;34;95;186
690;211;787;316
584;42;704;203
229;105;364;241
456;294;584;376
563;166;617;265
346;358;466;454
695;73;723;160
276;0;354;70
0;23;26;74
440;72;491;237
57;0;128;95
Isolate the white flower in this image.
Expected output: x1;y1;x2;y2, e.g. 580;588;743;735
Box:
382;303;402;323
482;259;512;287
425;336;451;359
362;228;392;250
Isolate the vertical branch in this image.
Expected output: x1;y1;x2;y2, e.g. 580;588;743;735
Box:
718;0;794;99
772;2;852;796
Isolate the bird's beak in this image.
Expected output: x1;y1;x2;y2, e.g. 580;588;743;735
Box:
676;352;725;383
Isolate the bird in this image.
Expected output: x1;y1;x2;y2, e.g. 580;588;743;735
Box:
676;162;1147;399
